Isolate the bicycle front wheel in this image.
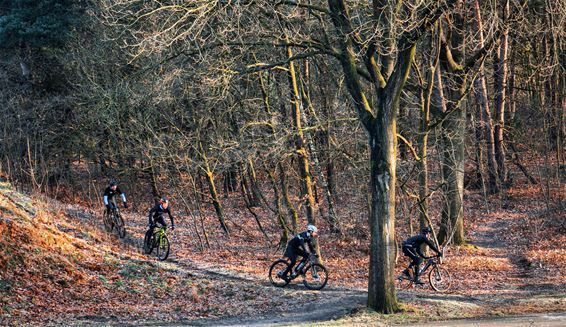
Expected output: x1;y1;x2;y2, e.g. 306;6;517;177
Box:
103;213;113;232
303;263;328;290
268;259;291;287
115;214;126;238
429;265;452;292
156;235;170;261
143;230;154;254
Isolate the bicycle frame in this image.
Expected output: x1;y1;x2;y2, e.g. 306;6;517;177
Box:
111;207;119;220
152;226;167;246
293;254;317;277
418;258;437;276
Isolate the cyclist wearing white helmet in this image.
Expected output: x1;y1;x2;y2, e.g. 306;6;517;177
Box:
280;224;318;279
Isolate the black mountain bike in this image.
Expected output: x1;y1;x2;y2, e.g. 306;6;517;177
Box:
397;255;452;292
143;224;170;261
103;206;126;238
269;254;328;290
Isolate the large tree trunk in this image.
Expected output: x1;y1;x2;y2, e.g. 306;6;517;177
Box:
436;7;467;246
438;104;466;245
367;114;399;313
327;0;458;313
432;64;465;246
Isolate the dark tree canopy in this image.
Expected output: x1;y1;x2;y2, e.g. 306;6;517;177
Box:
0;0;82;49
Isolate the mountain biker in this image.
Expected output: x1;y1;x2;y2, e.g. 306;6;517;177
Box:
401;226;442;284
146;197;175;237
103;180;128;215
279;224;318;279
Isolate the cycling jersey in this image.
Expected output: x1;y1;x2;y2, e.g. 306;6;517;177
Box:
286;231;315;255
148;204;175;227
103;186;126;206
402;234;440;257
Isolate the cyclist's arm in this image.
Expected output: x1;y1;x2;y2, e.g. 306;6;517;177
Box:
103;187;110;206
424;239;441;256
167;209;175;228
306;239;315;254
118;188;126;204
148;206;156;225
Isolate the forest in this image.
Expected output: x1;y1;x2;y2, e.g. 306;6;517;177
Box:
0;0;564;325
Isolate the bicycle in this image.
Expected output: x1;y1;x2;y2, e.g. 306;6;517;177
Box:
268;253;328;290
143;223;170;261
397;254;452;292
103;205;126;238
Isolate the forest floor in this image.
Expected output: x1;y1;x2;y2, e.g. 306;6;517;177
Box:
0;164;565;326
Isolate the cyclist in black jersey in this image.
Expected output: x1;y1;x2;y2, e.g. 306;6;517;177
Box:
279;224;318;279
103;180;128;214
146;197;175;237
401;227;442;284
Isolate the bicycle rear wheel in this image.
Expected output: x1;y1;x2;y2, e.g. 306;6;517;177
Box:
429;265;452;292
115;213;126;238
268;259;291;287
303;263;328;290
156;235;170;261
396;275;415;290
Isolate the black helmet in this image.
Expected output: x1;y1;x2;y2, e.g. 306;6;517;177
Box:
159;197;169;204
421;227;432;235
109;180;117;187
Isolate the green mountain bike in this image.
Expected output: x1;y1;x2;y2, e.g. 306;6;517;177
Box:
103;206;126;238
143;224;170;261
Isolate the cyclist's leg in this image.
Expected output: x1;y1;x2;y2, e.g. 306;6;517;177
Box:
294;248;310;276
282;250;297;277
145;225;155;243
295;248;309;265
403;246;421;279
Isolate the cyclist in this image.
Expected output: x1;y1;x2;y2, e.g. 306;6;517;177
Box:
103;180;128;215
279;224;318;279
401;226;442;284
146;197;175;237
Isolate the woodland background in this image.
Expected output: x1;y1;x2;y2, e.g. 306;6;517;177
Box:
0;0;564;322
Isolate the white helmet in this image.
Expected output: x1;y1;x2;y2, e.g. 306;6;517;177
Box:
307;224;318;233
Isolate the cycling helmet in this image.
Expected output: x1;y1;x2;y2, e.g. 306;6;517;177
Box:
421;226;432;235
109;180;117;187
159;197;169;204
307;224;318;234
